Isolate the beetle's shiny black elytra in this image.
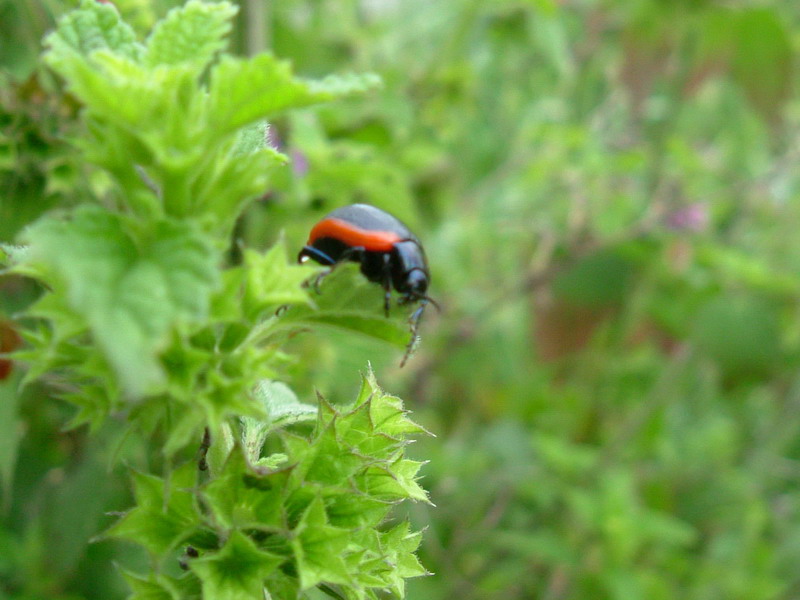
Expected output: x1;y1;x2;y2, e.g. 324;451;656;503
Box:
298;203;437;366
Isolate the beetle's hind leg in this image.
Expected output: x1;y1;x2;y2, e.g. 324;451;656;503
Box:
381;253;393;317
300;245;368;293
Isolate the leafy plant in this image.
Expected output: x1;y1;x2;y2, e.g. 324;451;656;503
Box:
0;1;428;598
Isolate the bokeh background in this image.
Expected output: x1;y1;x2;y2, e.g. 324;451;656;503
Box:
4;0;800;598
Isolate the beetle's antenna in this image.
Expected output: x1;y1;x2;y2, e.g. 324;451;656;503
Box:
424;295;442;313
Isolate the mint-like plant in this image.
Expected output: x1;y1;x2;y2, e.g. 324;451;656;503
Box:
0;1;429;598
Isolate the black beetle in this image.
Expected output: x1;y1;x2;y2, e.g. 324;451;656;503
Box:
298;203;437;365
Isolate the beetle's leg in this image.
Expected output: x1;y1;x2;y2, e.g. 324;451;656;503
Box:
312;272;326;294
330;246;389;315
336;245;366;264
381;253;392;317
400;299;427;367
326;246;367;294
299;246;337;293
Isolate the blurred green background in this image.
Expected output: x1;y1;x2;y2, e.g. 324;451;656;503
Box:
4;0;800;598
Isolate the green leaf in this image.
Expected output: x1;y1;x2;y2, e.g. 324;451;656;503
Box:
291;497;352;590
358;458;429;503
143;0;237;69
105;463;203;557
20;206;219;397
122;570;183;600
255;381;317;427
361;369;431;438
191;530;283;600
324;493;391;530
206;421;236;476
44;0;142;63
280;267;410;348
196;145;287;234
232;121;271;156
294;422;364;486
379;521;428;596
202;446;290;531
123;568;204;600
242;380;317;463
209;53;381;135
243;244;320;320
330;370;430;463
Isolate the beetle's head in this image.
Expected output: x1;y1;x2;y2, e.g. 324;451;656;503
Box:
399;268;429;302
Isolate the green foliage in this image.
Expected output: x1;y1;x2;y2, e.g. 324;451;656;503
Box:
105;370;428;599
0;2;425;599
5;0;800;599
20;206;218;397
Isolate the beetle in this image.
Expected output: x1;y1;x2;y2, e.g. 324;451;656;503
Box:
298;203;437;365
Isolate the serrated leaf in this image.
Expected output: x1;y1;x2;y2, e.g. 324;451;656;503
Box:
291;497;352;590
329;370;430;461
301;425;364;486
378;522;428;597
44;0;142;63
144;0;237;69
21;207;218;397
333;401;400;460
209;54;380;135
358;458;429;503
105;463;203;557
191;530;283;600
202;446;290;531
325;493;391;530
122;569;182;600
362;369;431;437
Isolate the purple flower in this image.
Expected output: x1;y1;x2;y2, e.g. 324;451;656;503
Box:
665;203;709;232
291;149;309;177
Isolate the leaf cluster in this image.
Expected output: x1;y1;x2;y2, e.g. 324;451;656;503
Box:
1;0;380;435
110;371;429;600
0;2;428;599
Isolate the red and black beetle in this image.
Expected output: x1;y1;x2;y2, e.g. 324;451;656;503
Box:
298;203;437;365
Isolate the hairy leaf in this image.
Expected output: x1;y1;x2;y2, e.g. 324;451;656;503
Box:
209;54;381;135
291;497;352;590
105;464;203;558
44;0;142;63
191;530;283;600
20;206;218;397
144;0;237;69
